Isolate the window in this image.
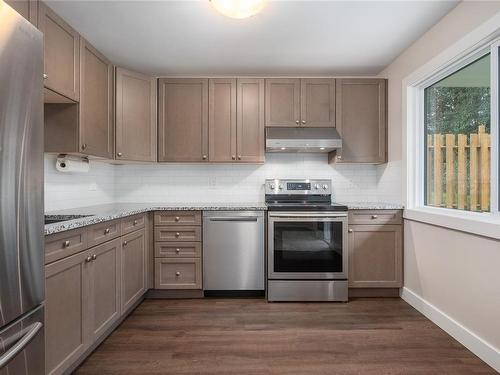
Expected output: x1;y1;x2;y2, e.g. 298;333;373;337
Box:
424;54;491;212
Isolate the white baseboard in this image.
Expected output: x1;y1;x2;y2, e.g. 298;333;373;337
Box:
400;287;500;373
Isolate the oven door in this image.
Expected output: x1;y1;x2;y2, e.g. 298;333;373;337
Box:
268;212;348;280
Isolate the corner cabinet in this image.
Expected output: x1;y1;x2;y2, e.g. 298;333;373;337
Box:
4;0;38;26
115;68;157;162
265;78;335;128
39;1;80;102
79;38;114;158
332;79;387;164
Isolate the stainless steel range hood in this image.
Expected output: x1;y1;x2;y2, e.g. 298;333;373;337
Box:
266;127;342;153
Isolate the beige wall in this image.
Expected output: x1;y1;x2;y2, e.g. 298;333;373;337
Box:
379;0;500;362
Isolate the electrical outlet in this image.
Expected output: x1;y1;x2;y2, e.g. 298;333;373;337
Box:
89;183;97;191
208;176;216;189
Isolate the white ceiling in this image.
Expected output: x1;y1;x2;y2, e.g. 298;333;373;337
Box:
46;0;459;76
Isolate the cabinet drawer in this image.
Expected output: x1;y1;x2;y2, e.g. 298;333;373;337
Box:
154;258;202;289
154;211;201;226
154;226;201;242
87;220;121;247
121;213;146;235
348;210;402;225
45;228;87;264
155;242;201;258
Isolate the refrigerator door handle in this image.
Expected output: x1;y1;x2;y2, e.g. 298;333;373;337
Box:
0;322;42;369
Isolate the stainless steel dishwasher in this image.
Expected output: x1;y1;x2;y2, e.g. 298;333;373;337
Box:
203;211;265;296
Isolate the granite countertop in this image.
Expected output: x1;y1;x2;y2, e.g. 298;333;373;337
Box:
45;201;404;235
44;202;268;235
342;202;404;210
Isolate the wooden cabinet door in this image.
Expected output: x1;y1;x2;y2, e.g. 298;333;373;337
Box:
115;68;157;162
334;79;387;164
79;38;114;158
5;0;37;25
38;1;80;101
301;78;335;127
265;78;300;127
348;225;402;288
237;78;265;162
87;239;121;342
45;250;91;375
121;229;147;313
158;78;209;162
208;78;236;162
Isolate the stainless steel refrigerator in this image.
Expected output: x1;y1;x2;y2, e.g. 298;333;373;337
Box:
0;2;44;374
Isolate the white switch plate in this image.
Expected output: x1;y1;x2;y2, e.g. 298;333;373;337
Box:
89;182;97;191
208;176;216;189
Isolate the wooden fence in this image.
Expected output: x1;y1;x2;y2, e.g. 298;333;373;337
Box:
427;125;491;211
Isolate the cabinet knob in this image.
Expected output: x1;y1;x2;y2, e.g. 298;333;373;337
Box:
175;248;180;253
337;155;342;160
295;120;299;125
104;228;110;234
348;229;353;233
238;155;241;160
63;240;70;248
175;271;181;277
43;73;48;80
175;216;180;222
371;215;378;219
91;254;97;261
85;256;92;263
175;232;180;237
117;152;122;157
301;120;306;125
123;240;128;246
202;155;207;160
81;143;87;151
232;155;236;160
133;220;138;225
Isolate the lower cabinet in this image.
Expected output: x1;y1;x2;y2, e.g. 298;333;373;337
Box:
45;216;147;375
45;249;90;375
155;258;202;289
348;224;403;288
121;229;147;312
87;240;121;342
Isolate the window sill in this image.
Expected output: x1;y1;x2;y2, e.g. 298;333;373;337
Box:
403;207;500;240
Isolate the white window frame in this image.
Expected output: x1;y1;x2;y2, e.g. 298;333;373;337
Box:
403;18;500;240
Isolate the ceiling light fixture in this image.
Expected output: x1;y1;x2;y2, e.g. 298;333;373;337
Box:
210;0;266;19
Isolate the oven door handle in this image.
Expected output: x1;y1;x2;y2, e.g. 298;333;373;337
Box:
268;213;347;218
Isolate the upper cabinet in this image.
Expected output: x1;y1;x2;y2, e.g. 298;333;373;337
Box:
115;68;157;162
5;0;38;26
158;78;264;163
158;78;209;162
332;79;387;164
79;38;114;158
236;79;265;162
39;1;80;102
265;78;335;128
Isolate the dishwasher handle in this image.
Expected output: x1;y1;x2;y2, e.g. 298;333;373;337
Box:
208;217;259;222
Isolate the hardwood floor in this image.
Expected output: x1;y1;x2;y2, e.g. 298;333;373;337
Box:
75;298;495;374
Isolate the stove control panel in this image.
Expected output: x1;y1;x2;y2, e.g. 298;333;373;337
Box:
265;179;332;195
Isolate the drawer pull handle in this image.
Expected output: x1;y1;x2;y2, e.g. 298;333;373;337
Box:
133;220;138;225
105;228;110;234
63;240;70;248
91;254;97;261
175;271;181;277
371;215;378;219
175;232;180;237
348;229;353;233
123;241;128;246
175;216;180;221
175;248;180;253
85;256;92;263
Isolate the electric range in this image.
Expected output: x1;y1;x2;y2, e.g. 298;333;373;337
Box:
265;179;348;302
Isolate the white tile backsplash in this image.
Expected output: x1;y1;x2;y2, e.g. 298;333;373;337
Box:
44;153;393;211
